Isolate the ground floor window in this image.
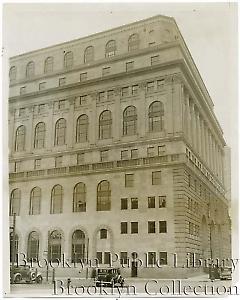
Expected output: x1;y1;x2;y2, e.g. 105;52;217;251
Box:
10;233;19;262
72;230;85;262
27;231;39;261
48;230;62;262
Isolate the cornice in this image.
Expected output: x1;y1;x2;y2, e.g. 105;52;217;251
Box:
10;14;175;61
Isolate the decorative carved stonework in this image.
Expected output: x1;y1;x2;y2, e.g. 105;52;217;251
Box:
139;81;147;90
114;87;121;96
47;101;54;109
89;92;97;101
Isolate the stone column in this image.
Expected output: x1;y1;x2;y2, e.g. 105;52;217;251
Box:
113;88;121;141
138;82;147;138
46;101;54;151
165;76;174;137
8;108;15;155
172;75;184;135
89;92;97;145
200;117;205;161
185;92;191;144
190;101;196;149
27;105;34;153
67;97;75;149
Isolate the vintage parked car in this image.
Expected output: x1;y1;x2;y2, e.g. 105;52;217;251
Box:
219;267;232;280
93;267;124;287
10;265;43;284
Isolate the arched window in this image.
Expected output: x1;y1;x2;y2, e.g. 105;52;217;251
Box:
128;34;140;51
34;122;46;149
48;230;62;262
123;106;137;136
29;187;41;215
51;185;63;214
10;189;21;216
105;40;116;57
15;125;26;152
149;101;164;132
84;46;94;63
99;110;112;139
76;115;88;143
97;180;111;211
73;183;86;212
72;230;85;262
27;231;39;260
9;66;17;82
54;118;66;146
64;51;73;69
10;233;19;262
44;57;54;73
26;61;35;78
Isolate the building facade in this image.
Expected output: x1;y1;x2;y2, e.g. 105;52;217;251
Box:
8;15;231;278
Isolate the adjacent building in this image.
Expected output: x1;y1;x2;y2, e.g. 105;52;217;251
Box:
8;15;231;278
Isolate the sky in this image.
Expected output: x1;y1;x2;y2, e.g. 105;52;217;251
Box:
2;2;238;202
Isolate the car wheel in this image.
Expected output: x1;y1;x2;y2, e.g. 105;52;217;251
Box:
14;275;22;284
36;276;43;284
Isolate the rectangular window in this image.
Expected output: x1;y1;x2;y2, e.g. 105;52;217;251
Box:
188;174;191;187
80;72;87;82
194;180;197;192
38;104;45;114
125;174;134;187
59;77;66;86
159;252;167;265
19;108;26;117
107;90;114;100
98;92;105;102
148;197;155;208
58;100;66;110
20;86;26;95
34;159;41;170
121;198;128;210
131;222;138;234
149;42;156;47
159;196;166;208
96;252;102;264
151;55;159;65
146;81;154;92
55;156;62;167
120;252;128;264
104;252;110;264
157;79;165;89
100;150;109;162
102;67;111;76
132;84;139;95
131;198;138;209
77;153;84;164
148;252;156;265
126;61;134;72
131;149;138;159
121;150;128;160
100;229;107;239
152;171;161;185
159;221;167;233
158;145;166;155
39;82;46;91
147;146;155;157
121;222;128;234
121;87;129;97
148;221;156;233
14;161;21;172
75;95;87;107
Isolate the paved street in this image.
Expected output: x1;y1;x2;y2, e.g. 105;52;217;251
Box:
6;274;237;297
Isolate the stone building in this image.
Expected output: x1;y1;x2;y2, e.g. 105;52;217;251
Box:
8;15;231;278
